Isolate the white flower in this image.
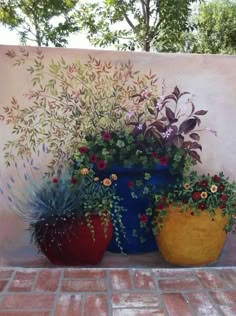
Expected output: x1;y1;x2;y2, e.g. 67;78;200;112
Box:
137;124;143;130
162;127;173;139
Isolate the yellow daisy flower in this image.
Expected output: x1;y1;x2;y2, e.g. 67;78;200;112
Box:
201;191;208;199
210;185;218;193
103;178;112;187
184;183;190;190
81;168;89;175
111;174;118;181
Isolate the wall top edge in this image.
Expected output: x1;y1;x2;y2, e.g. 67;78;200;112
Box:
0;44;236;59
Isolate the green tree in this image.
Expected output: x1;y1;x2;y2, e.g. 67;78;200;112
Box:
190;0;236;54
76;0;201;52
0;0;79;46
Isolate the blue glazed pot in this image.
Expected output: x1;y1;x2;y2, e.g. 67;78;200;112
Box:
101;165;177;254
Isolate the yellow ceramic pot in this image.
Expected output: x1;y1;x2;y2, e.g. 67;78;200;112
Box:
156;205;228;266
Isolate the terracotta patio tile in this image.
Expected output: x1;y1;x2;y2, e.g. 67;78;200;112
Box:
64;269;106;279
0;280;8;292
218;304;236;316
0;312;51;316
196;271;227;289
0;270;13;279
112;308;165;316
158;277;202;291
210;290;236;305
84;294;108;316
216;269;236;288
185;291;220;316
162;293;192;316
0;294;55;309
133;270;156;290
35;269;61;292
55;294;83;316
153;270;194;278
61;279;107;292
109;270;132;291
8;270;37;292
112;293;161;308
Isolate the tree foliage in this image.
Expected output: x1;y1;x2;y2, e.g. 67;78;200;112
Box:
0;0;79;46
76;0;201;52
189;0;236;54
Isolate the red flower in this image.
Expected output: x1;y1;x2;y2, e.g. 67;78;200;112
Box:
220;204;226;209
198;202;207;210
159;156;169;166
213;175;221;182
182;198;188;204
218;184;225;192
157;203;165;210
161;196;167;202
103;132;112;141
128;181;134;188
79;146;88;154
192;191;201;201
71;177;77;185
220;194;228;202
140;214;148;223
151;152;158;158
200;179;208;188
96;160;107;170
90;154;97;163
52;177;59;184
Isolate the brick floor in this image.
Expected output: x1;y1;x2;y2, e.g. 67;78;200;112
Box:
0;267;236;315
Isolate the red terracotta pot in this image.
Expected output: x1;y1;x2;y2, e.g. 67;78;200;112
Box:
37;214;113;265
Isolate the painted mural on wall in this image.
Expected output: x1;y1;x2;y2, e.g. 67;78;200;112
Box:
0;45;236;266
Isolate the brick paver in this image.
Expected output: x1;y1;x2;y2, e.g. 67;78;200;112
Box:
0;267;236;315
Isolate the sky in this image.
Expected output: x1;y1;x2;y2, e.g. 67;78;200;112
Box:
0;24;97;49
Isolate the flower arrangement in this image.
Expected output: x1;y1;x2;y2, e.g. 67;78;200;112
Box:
0;158;126;256
138;171;236;235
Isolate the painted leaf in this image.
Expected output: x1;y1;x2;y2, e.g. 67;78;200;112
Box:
165;107;175;122
172;135;184;148
189;133;200;141
194;110;208;115
173;86;180;98
189;150;201;163
179;118;197;134
190;142;202;151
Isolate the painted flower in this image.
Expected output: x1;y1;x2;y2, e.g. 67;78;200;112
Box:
184;183;190;190
140;214;148;223
218;184;225;192
200;191;208;199
128;181;134;188
103;132;112;141
192;191;201;201
198;202;207;210
81;168;89;175
200;179;208;188
220;194;228;202
90;154;97;163
220;204;226;209
210;185;218;193
103;178;112;187
111;174;118;181
71;177;77;185
79;146;88;154
97;160;107;170
159;156;169;166
182;198;189;204
151;152;158;158
94;177;99;182
156;203;165;210
52;177;59;184
213;175;221;182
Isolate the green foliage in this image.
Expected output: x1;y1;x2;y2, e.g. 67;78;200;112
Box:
76;0;200;51
0;0;79;46
180;0;236;54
